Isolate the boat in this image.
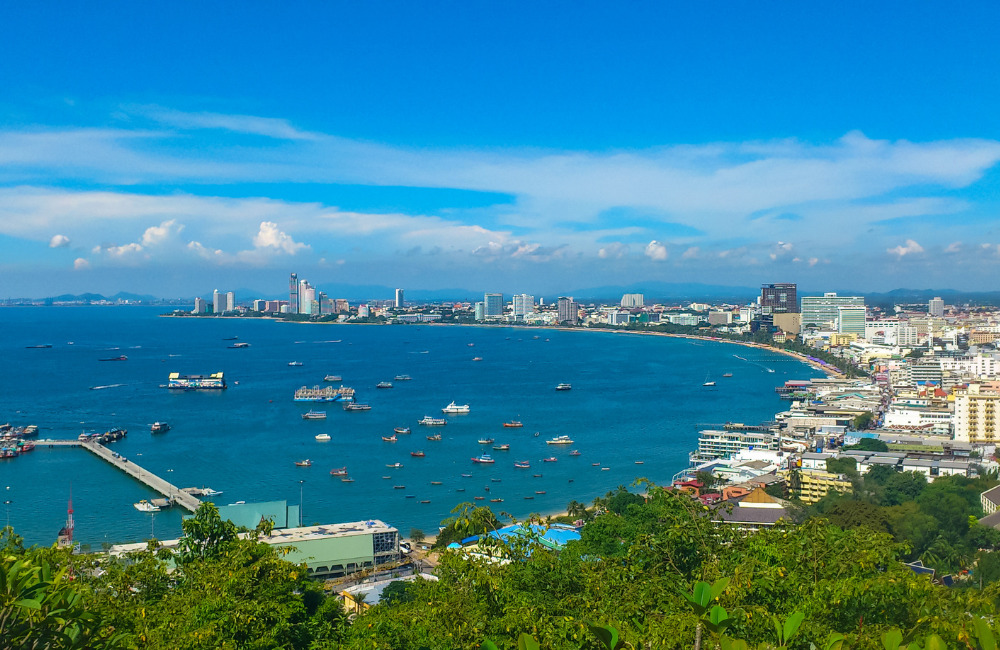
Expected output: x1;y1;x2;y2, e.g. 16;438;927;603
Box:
722;372;733;378
222;337;239;341
343;403;371;411
474;496;485;500
394;375;412;381
302;410;327;420
468;343;475;347
471;454;495;464
386;462;404;468
430;481;442;485
533;432;540;437
315;434;331;441
472;357;483;362
493;443;510;451
411;451;425;457
703;373;716;387
100;355;127;361
503;420;523;428
592;462;600;466
133;500;159;512
490;498;503;503
294;385;355;402
382;475;391;479
533;474;542;478
19;443;34;452
330;467;348;476
394;427;411;435
635;460;644;464
426;434;442;441
288;361;304;367
542;457;558;463
168;372;227;390
524;496;534;500
555;383;572;391
601;467;610;471
460;473;472;477
382;435;398;442
419;416;447;426
569;450;581;456
420;500;430;504
491;478;502;483
442;401;470;414
150;421;171;434
341;477;355;483
323;375;343;382
295;459;312;467
546;435;574;445
25;344;52;349
228;342;251;349
376;381;393;389
514;461;531;469
393;485;406;489
477;438;494;445
456;488;466;492
535;491;546;494
405;495;415;498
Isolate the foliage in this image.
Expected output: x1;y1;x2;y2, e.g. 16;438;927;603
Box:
826;456;859;476
409;528;426;544
852;411;875;430
845;437;889;452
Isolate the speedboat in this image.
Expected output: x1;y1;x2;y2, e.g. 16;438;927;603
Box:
202;488;223;497
382;435;397;442
722;373;733;378
295;459;312;467
555;383;572;391
394;427;411;435
546;435;574;445
330;467;348;476
288;361;303;366
442;401;470;414
471;454;495;464
419;416;447;426
315;433;331;441
133;500;159;512
386;462;404;468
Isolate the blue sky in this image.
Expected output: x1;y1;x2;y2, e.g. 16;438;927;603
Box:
3;3;1000;298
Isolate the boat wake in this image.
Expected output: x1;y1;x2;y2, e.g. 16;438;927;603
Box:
90;383;125;390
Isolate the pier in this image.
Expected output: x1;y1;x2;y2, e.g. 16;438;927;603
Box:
39;439;203;512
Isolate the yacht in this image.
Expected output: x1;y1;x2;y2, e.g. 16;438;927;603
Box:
315;433;331;441
546;435;574;445
555;383;572;391
376;381;393;389
133;500;159;512
442;401;470;414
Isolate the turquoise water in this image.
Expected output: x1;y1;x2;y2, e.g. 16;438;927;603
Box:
0;307;819;546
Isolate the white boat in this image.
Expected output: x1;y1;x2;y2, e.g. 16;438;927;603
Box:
324;374;342;382
302;410;327;420
201;488;223;497
555;383;572;391
133;500;159;512
315;433;331;441
288;361;303;367
419;416;447;426
703;373;716;387
546;435;574;445
442;401;470;414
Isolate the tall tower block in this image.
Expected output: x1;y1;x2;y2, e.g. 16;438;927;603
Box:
289;273;299;314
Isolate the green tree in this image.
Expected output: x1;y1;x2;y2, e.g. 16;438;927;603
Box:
846;437;889;452
825;457;858;476
852;412;875;430
409;528;426;545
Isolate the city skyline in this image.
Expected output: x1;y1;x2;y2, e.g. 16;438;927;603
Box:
3;5;1000;297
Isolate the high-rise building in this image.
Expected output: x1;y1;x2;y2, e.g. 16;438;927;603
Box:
557;296;578;324
621;293;644;308
395;288;404;309
760;283;798;314
837;306;866;337
512;294;534;318
226;291;235;312
213;289;222;314
289;273;299;314
300;284;316;315
474;302;485;321
801;293;865;329
954;384;998;443
484;293;503;319
193;297;207;314
928;296;945;318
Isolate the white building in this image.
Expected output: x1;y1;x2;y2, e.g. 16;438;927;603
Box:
484;293;503;319
954;384;1000;444
929;296;945;318
801;293;865;330
213;289;223;314
837;306;866;337
395;288;404;308
621;293;644;308
512;294;535;318
226;291;235;312
193;297;207;314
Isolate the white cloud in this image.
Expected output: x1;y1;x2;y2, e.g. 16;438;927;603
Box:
49;234;69;247
644;240;668;261
681;246;700;260
945;241;962;253
887;239;924;258
141;219;182;246
73;257;89;270
252;221;308;255
136;106;320;141
598;243;629;259
809;257;820;266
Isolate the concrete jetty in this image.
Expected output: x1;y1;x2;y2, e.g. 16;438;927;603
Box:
39;438;202;512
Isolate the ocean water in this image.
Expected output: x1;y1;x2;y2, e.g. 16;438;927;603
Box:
0;307;819;546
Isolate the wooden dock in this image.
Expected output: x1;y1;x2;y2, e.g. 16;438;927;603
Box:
39;438;202;512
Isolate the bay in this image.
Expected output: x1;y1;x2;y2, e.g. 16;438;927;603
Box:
0;306;819;546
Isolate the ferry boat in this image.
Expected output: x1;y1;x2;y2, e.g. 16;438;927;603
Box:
376;381;393;389
168;372;227;390
426;434;442;441
442;401;470;414
315;433;331;441
295;459;312;467
330;467;348;476
343;403;371;411
542;457;558;463
302;410;327;420
419;416;447;426
493;443;510;451
382;435;397;442
569;450;581;456
514;461;530;468
394;375;412;381
288;361;304;367
546;435;574;445
477;438;494;445
411;451;426;457
394;427;411;435
133;500;159;512
323;375;342;382
503;420;523;428
150;421;171;434
471;454;495;464
555;383;572;391
294;385;355;402
386;462;404;469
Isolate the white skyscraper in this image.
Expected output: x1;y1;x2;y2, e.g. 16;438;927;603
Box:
193;297;207;314
213;289;222;314
512;294;534;318
928;296;945;318
226;291;235;312
395;288;405;309
621;293;644;308
484;293;503;319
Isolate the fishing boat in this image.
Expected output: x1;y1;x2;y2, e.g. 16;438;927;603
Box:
341;477;355;483
382;435;397;442
456;488;466;492
555;383;572;391
419;416;447;426
394;375;412;381
411;451;425;457
442;401;470;414
491;478;502;483
474;496;485;500
393;485;406;489
288;361;303;367
493;443;510;451
490;498;503;503
302;410;327;420
546;435;574;445
376;381;393;389
295;459;312;467
405;494;415;498
426;434;442;441
394;427;411;435
330;467;348;476
471;454;495;464
150;421;170;434
315;433;331;441
542;457;558;463
344;403;371;411
569;450;581;456
323;374;342;382
133;500;159;512
503;420;523;428
386;462;404;468
514;461;531;469
477;438;494;445
533;474;542;478
420;500;430;503
430;481;442;485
